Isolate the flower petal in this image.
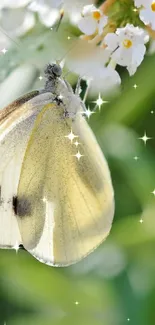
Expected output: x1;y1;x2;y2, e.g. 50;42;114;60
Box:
38;6;59;27
134;0;150;8
127;64;138;76
98;15;108;35
82;4;96;16
0;7;35;36
139;8;154;25
132;43;146;66
112;47;133;66
104;33;119;51
78;16;97;35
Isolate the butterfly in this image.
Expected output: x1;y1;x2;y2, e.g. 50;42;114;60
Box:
0;63;114;267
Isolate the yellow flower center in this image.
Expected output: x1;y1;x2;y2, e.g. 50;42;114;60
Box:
151;2;155;11
123;39;132;48
92;11;101;20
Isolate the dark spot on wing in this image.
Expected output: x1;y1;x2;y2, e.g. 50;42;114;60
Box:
19;244;26;251
12;196;31;217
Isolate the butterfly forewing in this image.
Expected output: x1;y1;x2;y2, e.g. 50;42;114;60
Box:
0;92;53;248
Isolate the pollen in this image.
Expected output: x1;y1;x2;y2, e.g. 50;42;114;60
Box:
123;39;132;48
151;2;155;11
92;10;101;20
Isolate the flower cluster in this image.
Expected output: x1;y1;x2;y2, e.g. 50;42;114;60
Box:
72;0;155;90
1;0;155;93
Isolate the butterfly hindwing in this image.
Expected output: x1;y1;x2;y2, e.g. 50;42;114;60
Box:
16;103;114;266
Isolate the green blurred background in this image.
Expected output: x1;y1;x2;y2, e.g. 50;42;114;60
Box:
0;1;155;324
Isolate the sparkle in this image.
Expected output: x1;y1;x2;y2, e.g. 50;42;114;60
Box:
139;131;152;145
58;93;63;100
65;129;78;143
42;197;47;203
83;107;95;119
13;241;20;253
134;156;139;161
67;36;71;40
133;84;138;89
75;301;79;305
139;218;144;223
151;110;154;114
74;141;80;147
39;75;43;81
50;27;53;30
133;7;138;12
93;93;108;110
127;318;130;322
74;151;83;160
1;48;7;54
151;189;155;196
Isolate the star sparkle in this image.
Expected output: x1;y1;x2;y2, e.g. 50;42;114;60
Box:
1;48;7;54
75;301;79;305
65;129;78;143
134;156;139;161
93;93;108;110
127;318;130;322
74;151;83;160
74;141;80;147
151;189;155;196
83;107;95;119
139;218;144;224
39;75;43;81
151;110;154;114
139;132;152;145
58;93;63;100
133;84;138;89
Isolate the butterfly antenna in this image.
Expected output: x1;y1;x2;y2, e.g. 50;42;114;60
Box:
57;35;78;67
54;8;64;32
0;26;21;48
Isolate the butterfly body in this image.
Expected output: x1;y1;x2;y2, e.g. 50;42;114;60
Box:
0;64;114;266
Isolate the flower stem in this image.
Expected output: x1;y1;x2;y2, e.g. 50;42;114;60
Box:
100;0;117;14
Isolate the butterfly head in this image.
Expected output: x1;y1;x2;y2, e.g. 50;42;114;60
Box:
44;63;62;79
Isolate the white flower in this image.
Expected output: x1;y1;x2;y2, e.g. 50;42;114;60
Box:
0;0;31;9
134;0;155;30
29;1;59;27
29;0;63;11
104;24;149;75
0;7;35;37
88;66;121;94
66;39;121;94
77;4;108;36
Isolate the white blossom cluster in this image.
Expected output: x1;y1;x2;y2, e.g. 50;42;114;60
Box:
0;0;155;93
74;1;155;91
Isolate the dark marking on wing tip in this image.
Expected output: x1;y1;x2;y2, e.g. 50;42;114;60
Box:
12;196;31;217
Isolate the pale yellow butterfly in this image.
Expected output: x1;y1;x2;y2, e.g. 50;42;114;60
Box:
0;63;114;266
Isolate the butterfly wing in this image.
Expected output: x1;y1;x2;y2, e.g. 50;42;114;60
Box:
0;91;54;248
16;103;114;266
